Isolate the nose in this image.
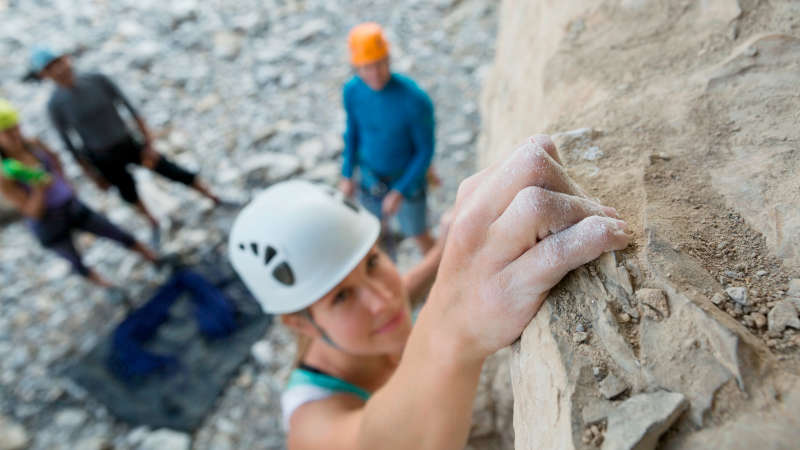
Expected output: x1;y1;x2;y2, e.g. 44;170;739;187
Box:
359;278;393;314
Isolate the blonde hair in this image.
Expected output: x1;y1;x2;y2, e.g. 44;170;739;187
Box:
286;310;313;367
293;332;312;367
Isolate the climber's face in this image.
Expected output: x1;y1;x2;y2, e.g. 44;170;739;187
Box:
283;245;412;356
40;56;75;87
356;57;391;91
0;125;24;154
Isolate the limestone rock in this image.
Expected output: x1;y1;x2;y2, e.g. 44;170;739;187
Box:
751;312;767;329
551;128;595;158
0;415;28;450
250;340;273;367
213;31;244;60
241;152;302;185
787;279;800;298
711;293;726;305
598;373;628;400
447;130;475;147
137;428;190;450
636;288;669;320
767;300;800;334
54;408;88;428
297;138;327;169
602;391;688;450
582;400;613;425
725;287;749;306
288;19;329;45
74;436;112;450
302;161;340;185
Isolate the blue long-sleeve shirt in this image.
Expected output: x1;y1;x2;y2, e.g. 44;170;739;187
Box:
341;74;435;198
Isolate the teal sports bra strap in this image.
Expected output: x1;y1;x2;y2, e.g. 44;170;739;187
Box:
287;368;371;401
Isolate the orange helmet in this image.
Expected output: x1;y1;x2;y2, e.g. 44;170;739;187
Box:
348;22;390;66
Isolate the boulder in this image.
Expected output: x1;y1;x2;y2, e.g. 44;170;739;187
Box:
603;391;688;450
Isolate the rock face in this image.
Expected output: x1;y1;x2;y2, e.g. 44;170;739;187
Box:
481;0;800;448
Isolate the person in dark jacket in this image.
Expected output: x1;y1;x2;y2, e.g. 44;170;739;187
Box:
30;46;220;242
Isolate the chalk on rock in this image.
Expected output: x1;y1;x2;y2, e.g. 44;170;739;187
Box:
603;391;688;450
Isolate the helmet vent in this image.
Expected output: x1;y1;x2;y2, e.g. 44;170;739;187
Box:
343;198;359;212
238;243;245;250
273;262;295;285
250;242;259;256
264;246;277;265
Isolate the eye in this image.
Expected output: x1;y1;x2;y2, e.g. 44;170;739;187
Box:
366;252;380;271
332;288;351;305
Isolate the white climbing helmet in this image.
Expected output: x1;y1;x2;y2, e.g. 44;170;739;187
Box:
228;179;380;314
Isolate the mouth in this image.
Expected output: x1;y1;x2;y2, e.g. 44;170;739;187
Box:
374;311;404;335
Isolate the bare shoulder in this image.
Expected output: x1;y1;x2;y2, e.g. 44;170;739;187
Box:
287;394;364;450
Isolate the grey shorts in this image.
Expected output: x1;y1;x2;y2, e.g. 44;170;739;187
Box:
358;189;428;237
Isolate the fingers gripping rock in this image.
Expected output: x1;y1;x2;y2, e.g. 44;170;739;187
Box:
528;216;629;287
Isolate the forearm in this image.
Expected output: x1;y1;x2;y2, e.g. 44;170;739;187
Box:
341;131;357;178
76;159;106;185
357;306;483;450
134;116;153;143
23;190;48;219
403;242;444;305
33;140;65;177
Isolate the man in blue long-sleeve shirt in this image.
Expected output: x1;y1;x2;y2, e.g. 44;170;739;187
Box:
339;23;436;253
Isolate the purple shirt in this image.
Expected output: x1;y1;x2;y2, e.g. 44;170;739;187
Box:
17;147;75;212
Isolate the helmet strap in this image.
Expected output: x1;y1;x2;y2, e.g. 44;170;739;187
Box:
303;309;342;351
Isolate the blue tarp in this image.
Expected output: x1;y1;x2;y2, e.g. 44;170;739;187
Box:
109;269;237;381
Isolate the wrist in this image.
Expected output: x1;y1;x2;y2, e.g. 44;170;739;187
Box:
413;287;487;370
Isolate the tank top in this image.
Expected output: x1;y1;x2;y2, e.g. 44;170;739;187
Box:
13;146;74;210
280;364;371;430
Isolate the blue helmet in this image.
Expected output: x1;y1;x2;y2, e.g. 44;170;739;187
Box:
30;46;59;73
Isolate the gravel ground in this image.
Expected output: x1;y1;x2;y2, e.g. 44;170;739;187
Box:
0;0;498;448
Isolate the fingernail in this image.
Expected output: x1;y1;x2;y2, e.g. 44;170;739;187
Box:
602;206;620;219
614;219;629;233
532;134;550;146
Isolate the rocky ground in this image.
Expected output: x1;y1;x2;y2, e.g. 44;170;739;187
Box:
0;0;498;448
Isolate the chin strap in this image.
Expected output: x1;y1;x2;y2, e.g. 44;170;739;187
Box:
303;309;342;350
